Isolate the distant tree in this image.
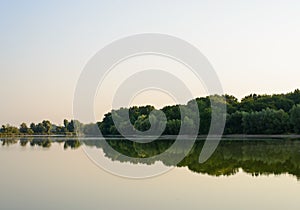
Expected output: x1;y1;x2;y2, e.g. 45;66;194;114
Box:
286;89;300;104
42;120;52;135
225;94;239;114
271;95;294;112
99;113;114;135
290;104;300;133
198;107;212;135
161;105;181;120
225;111;245;134
194;97;212;135
19;123;28;133
0;124;19;135
36;123;46;134
164;119;181;135
134;115;150;131
182;116;195;134
2;89;300;137
83;123;99;135
30;123;38;134
242;108;289;134
63;119;69;128
19;123;34;135
67;120;75;133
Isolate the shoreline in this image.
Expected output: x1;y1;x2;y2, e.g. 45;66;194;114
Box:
1;134;300;139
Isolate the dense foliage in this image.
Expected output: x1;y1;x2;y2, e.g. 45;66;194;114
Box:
1;89;300;136
0;119;81;137
98;89;300;135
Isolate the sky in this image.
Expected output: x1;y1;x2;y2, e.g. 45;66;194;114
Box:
1;0;300;125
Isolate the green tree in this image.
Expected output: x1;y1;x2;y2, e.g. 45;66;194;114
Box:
290;104;300;133
0;124;19;135
30;123;38;134
242;108;289;134
134;114;150;131
225;111;245;134
41;120;52;135
225;94;239;114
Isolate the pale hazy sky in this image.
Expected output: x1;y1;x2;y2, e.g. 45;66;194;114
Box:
1;0;300;125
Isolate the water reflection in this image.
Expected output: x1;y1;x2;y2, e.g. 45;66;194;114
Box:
1;137;300;179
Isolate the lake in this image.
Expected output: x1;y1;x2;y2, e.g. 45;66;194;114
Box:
0;137;299;210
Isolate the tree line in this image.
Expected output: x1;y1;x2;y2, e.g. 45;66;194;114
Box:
0;119;79;137
1;89;300;136
99;89;300;135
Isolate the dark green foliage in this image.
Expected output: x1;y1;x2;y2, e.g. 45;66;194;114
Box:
192;97;212;134
1;119;81;137
1;89;300;136
224;94;239;114
242;108;289;134
239;93;295;112
134;115;151;131
286;89;300;104
164;119;181;135
161;105;181;120
97;89;300;135
20;123;29;134
290;104;300;133
225;111;245;134
0;124;20;136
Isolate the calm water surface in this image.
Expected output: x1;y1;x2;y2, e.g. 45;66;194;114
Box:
0;137;299;210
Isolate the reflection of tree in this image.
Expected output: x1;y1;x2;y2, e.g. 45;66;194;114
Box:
64;139;81;149
1;137;300;179
1;138;18;146
20;137;33;146
180;140;300;179
30;138;52;148
85;138;300;179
